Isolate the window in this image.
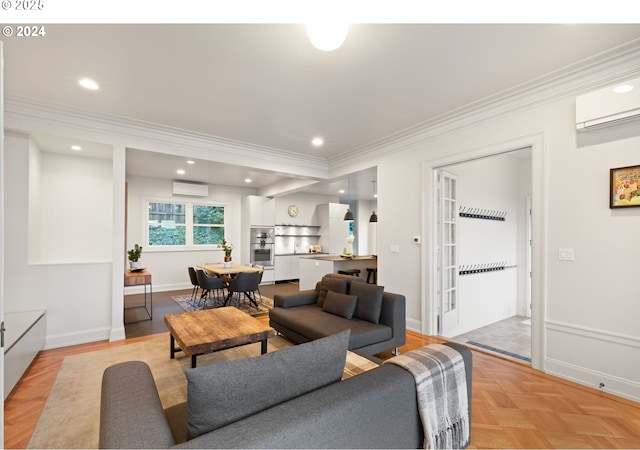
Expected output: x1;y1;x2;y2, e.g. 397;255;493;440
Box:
147;200;226;248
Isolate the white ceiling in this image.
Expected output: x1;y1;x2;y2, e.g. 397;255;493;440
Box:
5;24;640;198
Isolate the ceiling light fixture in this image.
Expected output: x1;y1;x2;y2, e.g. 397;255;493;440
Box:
244;178;252;183
186;160;195;165
343;177;354;221
71;145;82;151
369;180;378;223
78;78;99;90
176;169;185;175
311;137;324;147
613;84;634;94
306;22;349;51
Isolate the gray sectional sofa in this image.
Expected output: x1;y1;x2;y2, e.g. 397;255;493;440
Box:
269;273;406;355
99;331;473;449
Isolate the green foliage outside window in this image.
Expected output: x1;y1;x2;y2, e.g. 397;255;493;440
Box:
147;201;225;247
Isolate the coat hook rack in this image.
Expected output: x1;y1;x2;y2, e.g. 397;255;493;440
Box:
459;206;506;221
459;262;515;275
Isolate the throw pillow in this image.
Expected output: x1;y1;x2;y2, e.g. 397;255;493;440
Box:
317;277;349;307
323;290;358;319
350;281;385;324
185;329;351;440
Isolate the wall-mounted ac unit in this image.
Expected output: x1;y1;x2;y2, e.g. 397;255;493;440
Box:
576;76;640;131
172;181;209;197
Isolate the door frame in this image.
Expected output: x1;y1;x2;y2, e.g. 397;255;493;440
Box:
422;132;547;371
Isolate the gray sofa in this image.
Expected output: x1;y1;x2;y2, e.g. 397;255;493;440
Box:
99;331;472;449
269;273;406;355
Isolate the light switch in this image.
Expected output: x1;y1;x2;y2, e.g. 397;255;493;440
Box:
390;245;400;254
559;248;575;261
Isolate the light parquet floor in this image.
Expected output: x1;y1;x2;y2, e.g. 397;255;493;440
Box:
4;288;640;448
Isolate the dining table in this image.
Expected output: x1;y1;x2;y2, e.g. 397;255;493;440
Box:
196;263;263;307
197;262;261;277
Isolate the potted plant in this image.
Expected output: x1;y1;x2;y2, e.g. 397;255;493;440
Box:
218;238;233;267
127;244;143;269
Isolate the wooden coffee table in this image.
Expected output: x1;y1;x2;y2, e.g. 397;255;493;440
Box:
164;307;276;368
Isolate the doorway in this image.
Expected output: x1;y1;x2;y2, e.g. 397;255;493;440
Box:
434;147;533;363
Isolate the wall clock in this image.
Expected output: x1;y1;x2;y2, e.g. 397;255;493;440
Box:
288;204;299;217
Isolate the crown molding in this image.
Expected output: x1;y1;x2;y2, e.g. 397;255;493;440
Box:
4;96;330;180
329;38;640;169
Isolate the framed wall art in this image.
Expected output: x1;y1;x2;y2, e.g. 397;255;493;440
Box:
610;164;640;208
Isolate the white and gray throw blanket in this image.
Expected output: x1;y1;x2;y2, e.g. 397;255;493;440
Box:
385;344;469;449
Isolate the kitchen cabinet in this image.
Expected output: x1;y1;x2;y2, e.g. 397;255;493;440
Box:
243;195;275;226
317;203;350;255
274;254;303;281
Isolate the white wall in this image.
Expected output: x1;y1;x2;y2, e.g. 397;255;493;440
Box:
39;152;113;262
370;94;640;401
273;193;339;226
4;132;114;348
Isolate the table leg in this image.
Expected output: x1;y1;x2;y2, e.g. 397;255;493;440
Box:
191;355;197;368
170;334;176;359
261;339;268;354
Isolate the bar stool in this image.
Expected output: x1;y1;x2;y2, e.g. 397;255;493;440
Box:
366;268;377;284
338;269;361;277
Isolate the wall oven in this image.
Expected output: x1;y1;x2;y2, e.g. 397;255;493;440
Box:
250;227;274;267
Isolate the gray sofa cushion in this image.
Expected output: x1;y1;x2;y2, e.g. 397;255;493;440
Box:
323;291;358;319
316;278;349;307
351;281;384;323
185;329;350;439
269;305;392;350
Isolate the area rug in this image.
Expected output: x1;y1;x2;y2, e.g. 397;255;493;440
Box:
171;293;273;316
28;334;378;449
28;334;292;449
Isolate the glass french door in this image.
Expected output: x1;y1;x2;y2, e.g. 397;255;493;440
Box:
437;170;459;335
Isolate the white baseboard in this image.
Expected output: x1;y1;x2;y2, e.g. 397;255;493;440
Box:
545;357;640;403
545;320;640;403
44;326;112;350
406;317;421;333
124;282;192;295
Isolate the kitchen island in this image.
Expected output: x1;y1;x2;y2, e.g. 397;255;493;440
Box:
299;254;377;290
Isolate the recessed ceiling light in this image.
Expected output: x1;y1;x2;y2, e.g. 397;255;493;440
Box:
311;137;324;147
71;145;82;151
306;23;349;51
176;169;186;175
613;84;634;93
339;189;345;194
78;78;99;90
244;178;252;183
186;160;195;165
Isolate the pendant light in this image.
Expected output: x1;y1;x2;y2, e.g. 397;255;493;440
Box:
343;177;354;221
369;180;378;222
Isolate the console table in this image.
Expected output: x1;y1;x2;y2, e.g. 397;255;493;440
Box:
124;270;153;323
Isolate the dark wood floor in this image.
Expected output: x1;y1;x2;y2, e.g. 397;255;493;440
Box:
5;281;640;449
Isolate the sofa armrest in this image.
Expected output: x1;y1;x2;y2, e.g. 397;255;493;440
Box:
379;293;406;345
274;290;318;308
99;361;176;449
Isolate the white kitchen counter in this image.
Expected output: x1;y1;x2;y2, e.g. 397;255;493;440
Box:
298;255;377;290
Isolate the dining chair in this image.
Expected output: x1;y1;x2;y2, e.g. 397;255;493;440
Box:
253;264;265;303
187;267;200;304
195;269;228;308
226;271;261;309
